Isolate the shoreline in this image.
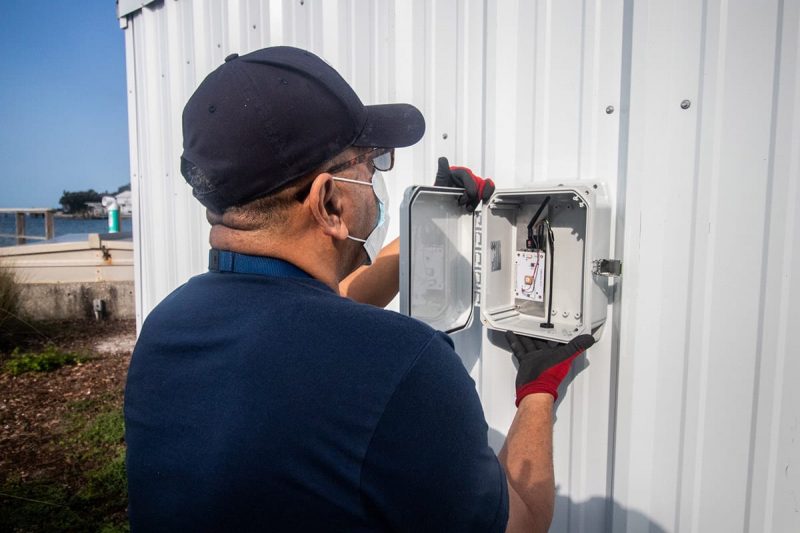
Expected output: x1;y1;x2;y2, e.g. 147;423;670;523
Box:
0;212;133;220
53;213;133;220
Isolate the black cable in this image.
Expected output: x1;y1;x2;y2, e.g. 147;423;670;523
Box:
540;221;555;329
526;196;551;250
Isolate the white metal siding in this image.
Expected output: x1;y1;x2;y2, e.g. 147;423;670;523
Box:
615;1;800;532
122;1;800;531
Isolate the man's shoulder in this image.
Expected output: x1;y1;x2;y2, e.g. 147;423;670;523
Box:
331;296;452;347
141;272;450;352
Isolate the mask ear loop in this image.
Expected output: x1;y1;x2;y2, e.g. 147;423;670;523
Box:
331;176;376;243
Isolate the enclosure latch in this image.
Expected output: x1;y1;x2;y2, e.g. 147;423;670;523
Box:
592;259;622;277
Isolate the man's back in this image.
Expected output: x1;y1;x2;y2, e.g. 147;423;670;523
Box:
125;270;507;531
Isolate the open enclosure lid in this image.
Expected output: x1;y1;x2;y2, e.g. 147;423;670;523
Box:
399;187;476;333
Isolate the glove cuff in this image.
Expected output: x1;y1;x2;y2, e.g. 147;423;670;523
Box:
515;382;558;407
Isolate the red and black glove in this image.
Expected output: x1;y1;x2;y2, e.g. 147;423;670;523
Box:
434;156;495;212
505;332;595;406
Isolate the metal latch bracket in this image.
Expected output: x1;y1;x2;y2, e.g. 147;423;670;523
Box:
592;259;622;277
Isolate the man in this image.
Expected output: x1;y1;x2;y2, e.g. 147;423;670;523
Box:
125;46;594;532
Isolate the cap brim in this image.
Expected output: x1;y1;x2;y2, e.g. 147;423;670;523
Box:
354;103;425;148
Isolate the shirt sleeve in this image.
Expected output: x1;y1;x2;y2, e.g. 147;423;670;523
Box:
359;331;509;532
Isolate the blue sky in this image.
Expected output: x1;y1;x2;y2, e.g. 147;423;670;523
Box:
0;0;129;208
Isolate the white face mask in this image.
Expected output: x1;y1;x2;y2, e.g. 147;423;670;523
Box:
332;171;390;266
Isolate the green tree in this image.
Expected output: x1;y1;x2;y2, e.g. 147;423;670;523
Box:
59;190;103;213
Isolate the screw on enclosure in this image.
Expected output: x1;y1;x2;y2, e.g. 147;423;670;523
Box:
681;99;692;109
442;133;448;139
605;105;615;114
562;311;569;318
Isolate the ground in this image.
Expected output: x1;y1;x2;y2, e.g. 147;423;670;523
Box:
0;319;135;532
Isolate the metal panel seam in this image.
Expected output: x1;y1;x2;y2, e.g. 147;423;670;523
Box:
609;0;635;529
689;0;730;528
674;0;711;529
743;1;786;530
759;6;800;530
480;0;488;178
123;18;145;333
575;0;587;178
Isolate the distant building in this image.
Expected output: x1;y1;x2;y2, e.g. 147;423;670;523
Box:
116;190;133;216
85;202;106;218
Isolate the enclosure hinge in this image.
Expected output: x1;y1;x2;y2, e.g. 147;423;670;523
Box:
592;259;622;277
473;210;483;305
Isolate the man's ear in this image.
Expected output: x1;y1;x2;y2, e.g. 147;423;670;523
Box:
307;173;349;240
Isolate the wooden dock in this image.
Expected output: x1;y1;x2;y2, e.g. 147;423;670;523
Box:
0;208;55;244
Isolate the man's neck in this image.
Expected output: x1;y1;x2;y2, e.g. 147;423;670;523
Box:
209;225;343;293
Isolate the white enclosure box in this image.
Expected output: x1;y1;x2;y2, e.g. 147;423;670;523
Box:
400;183;613;343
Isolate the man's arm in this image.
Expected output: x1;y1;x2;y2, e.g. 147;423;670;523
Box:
359;331;510;532
339;237;399;307
500;333;595;532
500;394;555;533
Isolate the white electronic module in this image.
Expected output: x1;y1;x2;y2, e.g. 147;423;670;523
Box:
514;250;545;302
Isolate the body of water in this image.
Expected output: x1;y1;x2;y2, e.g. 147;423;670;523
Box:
0;213;133;247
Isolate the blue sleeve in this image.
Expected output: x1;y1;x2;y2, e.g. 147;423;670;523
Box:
359;331;509;532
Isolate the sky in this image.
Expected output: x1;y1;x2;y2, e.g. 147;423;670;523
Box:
0;0;129;208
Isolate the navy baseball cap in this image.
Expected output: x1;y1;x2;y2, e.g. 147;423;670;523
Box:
180;46;425;212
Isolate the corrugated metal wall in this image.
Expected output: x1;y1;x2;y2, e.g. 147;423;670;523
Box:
121;1;800;531
615;1;800;532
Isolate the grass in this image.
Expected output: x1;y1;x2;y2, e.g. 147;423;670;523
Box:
3;345;90;376
0;318;132;530
0;399;129;532
0;266;21;319
0;267;23;349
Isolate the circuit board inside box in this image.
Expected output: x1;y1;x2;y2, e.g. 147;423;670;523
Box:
514;250;545;302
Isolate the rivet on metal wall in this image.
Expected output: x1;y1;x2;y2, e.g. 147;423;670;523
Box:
681;99;691;109
442;133;448;139
605;105;615;114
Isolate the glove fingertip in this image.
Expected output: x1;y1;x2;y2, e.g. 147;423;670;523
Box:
505;331;522;352
572;334;596;351
482;180;496;201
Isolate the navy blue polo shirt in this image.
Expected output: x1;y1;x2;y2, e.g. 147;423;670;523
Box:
124;253;508;532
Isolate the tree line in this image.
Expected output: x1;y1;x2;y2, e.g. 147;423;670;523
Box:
59;184;130;214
